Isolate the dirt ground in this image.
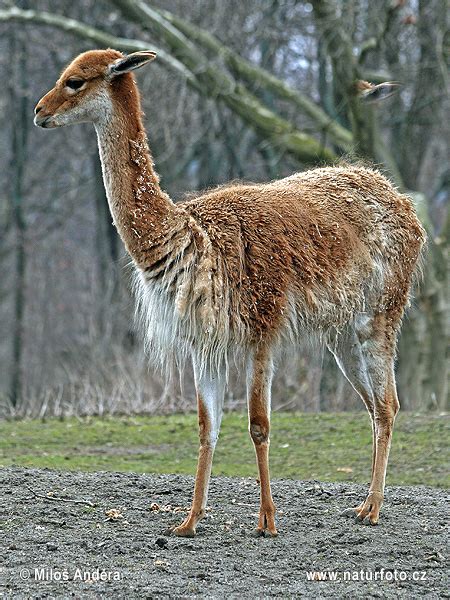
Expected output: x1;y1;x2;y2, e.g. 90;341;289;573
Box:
1;467;448;599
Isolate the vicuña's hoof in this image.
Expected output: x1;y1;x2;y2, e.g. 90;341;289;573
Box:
172;525;196;537
341;492;382;525
164;519;197;537
254;510;278;537
253;527;278;538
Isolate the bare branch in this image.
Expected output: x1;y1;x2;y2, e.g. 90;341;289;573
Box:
158;7;353;151
0;7;196;83
108;0;336;164
358;2;402;64
0;5;336;165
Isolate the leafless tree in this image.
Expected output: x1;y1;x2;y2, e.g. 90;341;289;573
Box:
0;0;447;415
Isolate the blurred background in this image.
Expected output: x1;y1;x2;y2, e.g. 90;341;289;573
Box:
0;0;448;418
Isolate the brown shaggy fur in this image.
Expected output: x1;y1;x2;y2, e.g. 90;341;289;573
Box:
35;49;426;535
182;167;424;339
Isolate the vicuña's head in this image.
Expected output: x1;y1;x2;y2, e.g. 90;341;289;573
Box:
34;49;156;129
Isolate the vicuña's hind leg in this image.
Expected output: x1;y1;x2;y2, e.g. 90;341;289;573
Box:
172;359;225;537
247;346;277;537
328;314;399;524
328;327;376;475
358;336;399;525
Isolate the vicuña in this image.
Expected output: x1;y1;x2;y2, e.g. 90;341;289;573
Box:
35;50;426;536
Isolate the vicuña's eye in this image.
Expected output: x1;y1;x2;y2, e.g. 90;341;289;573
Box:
66;78;85;90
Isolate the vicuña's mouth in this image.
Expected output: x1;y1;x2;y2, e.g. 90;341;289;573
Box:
34;115;53;128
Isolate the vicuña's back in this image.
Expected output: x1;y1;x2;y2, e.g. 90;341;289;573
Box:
140;164;425;366
35;49;426;536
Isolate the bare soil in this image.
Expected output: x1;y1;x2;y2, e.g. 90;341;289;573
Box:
1;467;448;598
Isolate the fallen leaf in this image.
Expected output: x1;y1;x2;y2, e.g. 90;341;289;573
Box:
149;503;189;514
104;508;124;521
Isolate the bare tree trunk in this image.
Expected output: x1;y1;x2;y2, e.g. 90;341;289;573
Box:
92;153;119;301
396;198;449;410
422;215;449;409
8;22;29;408
311;0;375;157
396;302;428;409
399;0;447;189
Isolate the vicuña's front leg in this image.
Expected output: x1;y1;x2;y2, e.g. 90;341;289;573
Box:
247;346;277;537
172;361;225;537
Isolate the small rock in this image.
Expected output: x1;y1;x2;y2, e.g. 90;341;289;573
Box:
155;537;168;548
46;543;58;551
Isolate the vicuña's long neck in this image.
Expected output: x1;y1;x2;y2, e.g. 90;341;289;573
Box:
94;75;184;268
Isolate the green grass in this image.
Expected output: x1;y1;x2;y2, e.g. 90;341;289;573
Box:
0;412;447;487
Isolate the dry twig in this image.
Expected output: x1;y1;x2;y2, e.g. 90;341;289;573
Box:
25;485;96;507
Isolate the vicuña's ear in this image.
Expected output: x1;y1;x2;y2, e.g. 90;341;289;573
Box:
108;51;157;77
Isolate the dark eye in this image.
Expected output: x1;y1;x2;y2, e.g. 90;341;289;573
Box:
66;78;85;90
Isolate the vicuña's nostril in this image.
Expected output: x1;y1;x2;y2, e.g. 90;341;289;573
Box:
35;105;42;115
